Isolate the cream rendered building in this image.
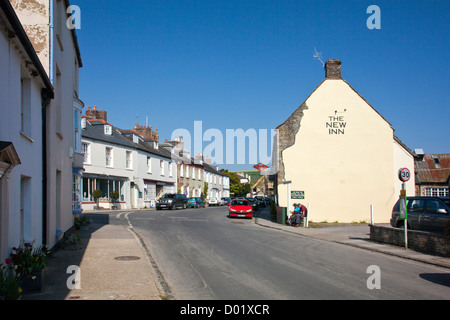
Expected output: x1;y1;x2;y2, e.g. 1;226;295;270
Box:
275;59;415;223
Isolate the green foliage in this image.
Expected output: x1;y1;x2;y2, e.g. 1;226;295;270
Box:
92;189;102;200
221;170;250;197
109;191;119;201
0;264;21;300
202;182;209;200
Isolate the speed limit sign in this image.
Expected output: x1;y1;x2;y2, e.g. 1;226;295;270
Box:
398;168;410;182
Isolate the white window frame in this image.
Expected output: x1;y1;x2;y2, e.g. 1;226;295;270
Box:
106;147;113;167
82;142;90;164
126;151;132;169
169;162;173;177
147;156;152;173
160;160;165;176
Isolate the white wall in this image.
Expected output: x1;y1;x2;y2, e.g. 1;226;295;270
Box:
0;20;45;255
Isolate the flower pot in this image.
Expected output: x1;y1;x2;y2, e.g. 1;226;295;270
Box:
20;269;44;293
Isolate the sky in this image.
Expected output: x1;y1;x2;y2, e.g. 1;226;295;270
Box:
71;0;450;171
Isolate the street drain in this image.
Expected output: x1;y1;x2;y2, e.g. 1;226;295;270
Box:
114;256;141;261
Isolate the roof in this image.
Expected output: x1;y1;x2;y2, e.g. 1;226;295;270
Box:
81;119;173;159
415;154;450;184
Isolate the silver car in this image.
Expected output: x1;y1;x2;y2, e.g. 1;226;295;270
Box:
390;197;450;233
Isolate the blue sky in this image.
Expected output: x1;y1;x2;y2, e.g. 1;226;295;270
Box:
72;0;449;171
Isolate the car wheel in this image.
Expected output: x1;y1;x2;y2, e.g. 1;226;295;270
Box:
183;203;187;209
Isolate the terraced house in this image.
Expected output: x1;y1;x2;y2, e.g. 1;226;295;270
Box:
81;107;176;210
1;0;83;255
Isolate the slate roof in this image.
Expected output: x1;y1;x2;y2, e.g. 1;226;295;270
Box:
81;119;173;159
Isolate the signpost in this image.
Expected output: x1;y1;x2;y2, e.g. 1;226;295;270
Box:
398;168;410;249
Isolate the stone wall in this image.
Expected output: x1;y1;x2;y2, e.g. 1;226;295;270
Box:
370;225;450;257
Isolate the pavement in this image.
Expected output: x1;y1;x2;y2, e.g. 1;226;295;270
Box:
23;207;449;300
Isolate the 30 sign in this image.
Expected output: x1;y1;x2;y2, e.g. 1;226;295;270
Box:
398;168;410;182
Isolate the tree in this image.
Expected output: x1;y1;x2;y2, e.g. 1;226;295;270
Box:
202;182;209;200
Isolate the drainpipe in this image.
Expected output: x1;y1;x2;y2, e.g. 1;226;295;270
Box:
49;0;54;84
41;89;52;245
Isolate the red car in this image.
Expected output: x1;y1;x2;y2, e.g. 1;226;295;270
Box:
229;199;253;218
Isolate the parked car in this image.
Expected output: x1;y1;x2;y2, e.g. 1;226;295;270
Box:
218;198;225;206
156;193;188;210
208;197;219;206
221;197;231;206
246;197;259;211
254;196;266;208
187;197;205;208
229;199;253;218
390;197;450;233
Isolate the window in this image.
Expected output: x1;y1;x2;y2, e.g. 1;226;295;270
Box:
74;109;81;153
425;188;449;197
426;200;446;213
160;160;165;175
147;157;152;173
126;151;132;169
407;199;425;212
106;147;113;167
180;164;184;177
186;165;189;178
104;125;112;135
169;162;173;177
82;142;90;163
20;78;32;137
72;174;82;212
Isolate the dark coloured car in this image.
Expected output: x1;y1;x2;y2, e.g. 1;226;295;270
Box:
156;193;188;210
187;197;205;208
390;196;450;233
254;196;266;208
246;197;259;211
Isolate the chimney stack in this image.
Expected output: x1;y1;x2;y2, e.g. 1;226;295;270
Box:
85;106;107;121
325;59;341;79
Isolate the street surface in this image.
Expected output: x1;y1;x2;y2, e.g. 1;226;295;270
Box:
111;206;449;300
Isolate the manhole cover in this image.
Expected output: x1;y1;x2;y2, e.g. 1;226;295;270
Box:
114;256;141;261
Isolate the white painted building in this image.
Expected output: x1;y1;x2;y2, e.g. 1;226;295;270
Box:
0;1;54;261
10;0;84;249
81;112;176;210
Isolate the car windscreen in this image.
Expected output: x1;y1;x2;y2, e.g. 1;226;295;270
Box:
442;199;450;207
161;194;175;199
232;200;249;206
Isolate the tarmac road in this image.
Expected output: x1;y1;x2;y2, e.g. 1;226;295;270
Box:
127;206;450;300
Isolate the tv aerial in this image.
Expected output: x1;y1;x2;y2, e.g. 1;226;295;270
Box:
313;47;324;66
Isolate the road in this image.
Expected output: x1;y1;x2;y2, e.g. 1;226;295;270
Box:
114;206;450;300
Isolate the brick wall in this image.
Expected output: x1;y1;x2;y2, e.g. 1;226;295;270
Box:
370;225;450;257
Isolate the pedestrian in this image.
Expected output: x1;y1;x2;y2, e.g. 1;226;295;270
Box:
289;203;302;227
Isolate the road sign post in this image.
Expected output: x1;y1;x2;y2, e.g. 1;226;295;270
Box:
398;168;410;249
